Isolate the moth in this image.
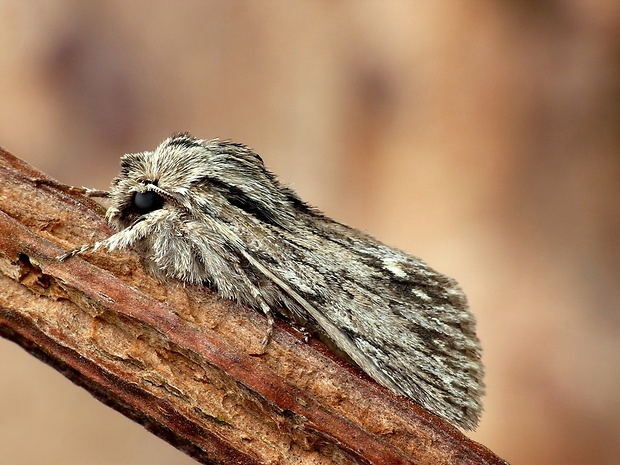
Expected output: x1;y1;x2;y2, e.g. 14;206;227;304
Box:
58;133;485;429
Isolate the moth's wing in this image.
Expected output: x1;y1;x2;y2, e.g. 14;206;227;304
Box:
243;220;484;429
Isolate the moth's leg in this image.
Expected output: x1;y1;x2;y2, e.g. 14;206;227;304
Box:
283;318;310;342
258;299;276;351
33;178;110;198
245;285;275;351
57;243;97;261
56;234;120;261
297;326;310;343
57;215;151;261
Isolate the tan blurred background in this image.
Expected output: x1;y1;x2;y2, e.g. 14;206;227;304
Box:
1;2;619;464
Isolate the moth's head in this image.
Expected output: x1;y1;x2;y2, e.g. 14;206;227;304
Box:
107;133;303;231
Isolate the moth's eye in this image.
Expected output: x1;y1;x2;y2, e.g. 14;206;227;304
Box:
132;191;164;214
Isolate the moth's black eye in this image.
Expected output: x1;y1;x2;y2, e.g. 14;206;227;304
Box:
132;191;164;214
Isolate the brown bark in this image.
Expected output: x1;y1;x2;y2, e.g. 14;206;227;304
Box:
0;145;506;465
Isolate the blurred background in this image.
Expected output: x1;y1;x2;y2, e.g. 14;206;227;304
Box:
1;2;619;464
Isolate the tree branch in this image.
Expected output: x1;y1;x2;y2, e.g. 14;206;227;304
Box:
0;146;506;465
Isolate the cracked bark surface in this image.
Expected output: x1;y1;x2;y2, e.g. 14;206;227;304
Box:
0;145;506;465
